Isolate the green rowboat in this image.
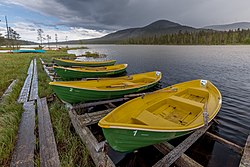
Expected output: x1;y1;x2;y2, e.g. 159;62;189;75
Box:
99;79;222;152
53;58;116;67
54;64;128;80
49;71;162;104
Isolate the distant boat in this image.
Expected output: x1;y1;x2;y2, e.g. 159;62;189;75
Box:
98;79;222;152
12;49;45;53
53;58;116;67
54;64;128;80
0;50;12;53
49;71;162;103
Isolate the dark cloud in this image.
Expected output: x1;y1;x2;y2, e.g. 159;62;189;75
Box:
4;0;250;31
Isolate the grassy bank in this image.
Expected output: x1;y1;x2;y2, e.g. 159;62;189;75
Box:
0;51;93;166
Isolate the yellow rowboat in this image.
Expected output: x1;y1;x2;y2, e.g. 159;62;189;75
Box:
49;71;162;103
54;64;128;80
53;58;116;67
99;79;222;152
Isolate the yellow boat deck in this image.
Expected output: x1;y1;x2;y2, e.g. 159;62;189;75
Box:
49;71;162;91
55;64;128;72
99;80;222;132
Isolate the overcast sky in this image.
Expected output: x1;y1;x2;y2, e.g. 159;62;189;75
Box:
1;0;250;42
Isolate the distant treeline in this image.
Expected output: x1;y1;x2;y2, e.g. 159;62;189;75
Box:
122;29;250;45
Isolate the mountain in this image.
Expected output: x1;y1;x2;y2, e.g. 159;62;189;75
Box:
82;20;203;44
203;22;250;31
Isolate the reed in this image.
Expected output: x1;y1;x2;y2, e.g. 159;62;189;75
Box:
0;50;93;166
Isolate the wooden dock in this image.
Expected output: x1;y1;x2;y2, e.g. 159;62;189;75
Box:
17;60;33;103
29;59;38;101
37;97;60;167
40;58;250;167
0;79;18;102
240;135;250;167
10;101;36;167
11;58;60;167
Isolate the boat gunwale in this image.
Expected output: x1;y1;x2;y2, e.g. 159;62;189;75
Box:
49;71;162;92
102;111;218;132
54;64;128;73
99;79;222;132
54;58;116;64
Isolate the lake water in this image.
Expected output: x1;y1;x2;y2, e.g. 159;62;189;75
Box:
70;45;250;166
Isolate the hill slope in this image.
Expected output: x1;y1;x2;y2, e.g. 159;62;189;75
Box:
203;22;250;31
83;20;202;43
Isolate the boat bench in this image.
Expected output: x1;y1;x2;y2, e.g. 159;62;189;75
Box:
187;87;209;97
132;110;178;127
168;96;204;109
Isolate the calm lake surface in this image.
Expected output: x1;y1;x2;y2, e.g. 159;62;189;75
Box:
72;45;250;166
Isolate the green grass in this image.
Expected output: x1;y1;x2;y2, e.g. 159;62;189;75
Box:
0;53;33;166
0;50;93;166
84;51;107;58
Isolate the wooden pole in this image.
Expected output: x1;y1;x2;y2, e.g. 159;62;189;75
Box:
153;123;212;167
205;132;243;155
72;97;130;109
154;142;203;167
239;135;250;167
68;108;115;167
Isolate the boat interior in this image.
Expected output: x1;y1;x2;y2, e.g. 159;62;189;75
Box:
50;72;161;90
107;87;211;128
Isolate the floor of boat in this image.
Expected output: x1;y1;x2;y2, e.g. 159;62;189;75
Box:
132;93;206;127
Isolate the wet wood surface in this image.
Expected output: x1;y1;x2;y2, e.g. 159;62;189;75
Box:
72;97;130;109
0;79;17;102
10;101;36;167
40;58;54;81
205;131;243;155
77;109;113;126
153;123;212;167
154;142;203;167
68;107;115;167
18;60;34;103
37;97;60;167
29;59;38;101
239;135;250;167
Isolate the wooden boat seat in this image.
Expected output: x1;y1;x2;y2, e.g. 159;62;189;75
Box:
123;82;137;86
106;82;136;88
84;67;107;71
132;110;178;127
187;87;209;97
168;96;204;109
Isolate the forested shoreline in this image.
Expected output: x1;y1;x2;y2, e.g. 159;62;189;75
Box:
122;29;250;45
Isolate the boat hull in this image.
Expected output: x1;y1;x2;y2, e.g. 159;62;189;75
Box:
12;50;45;53
53;59;116;67
102;128;190;152
54;66;127;80
50;82;158;103
98;79;222;152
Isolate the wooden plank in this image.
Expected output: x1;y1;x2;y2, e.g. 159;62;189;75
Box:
205;132;243;155
153;123;212;167
68;107;115;167
27;60;34;75
108;103;116;108
37;97;60;167
239;135;250;167
0;79;18;102
154;142;203;167
40;58;54;81
18;60;34;103
17;75;32;103
77;109;112;126
72;97;130;109
29;59;38;101
11;101;36;167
